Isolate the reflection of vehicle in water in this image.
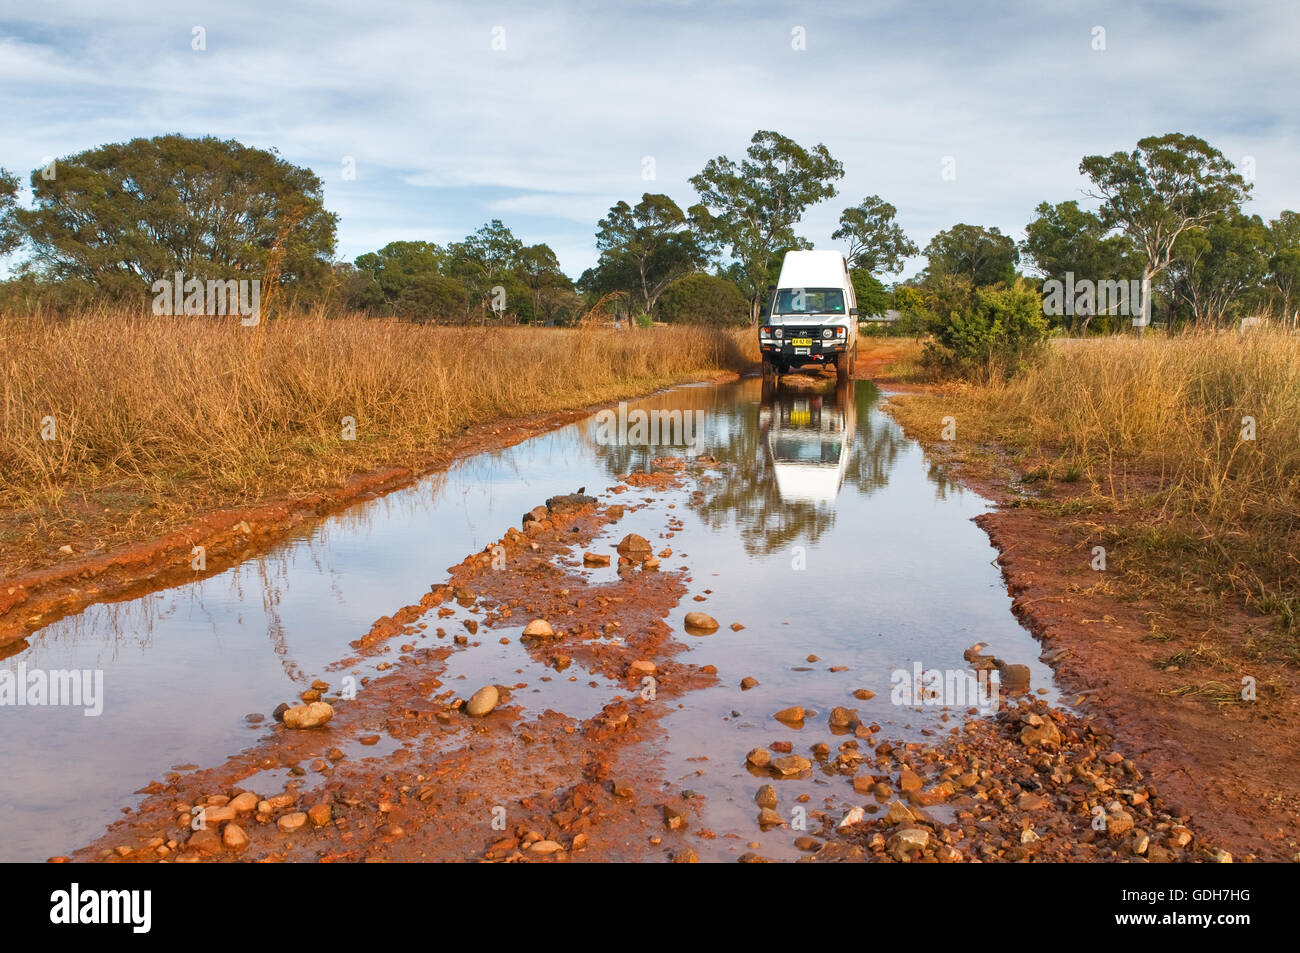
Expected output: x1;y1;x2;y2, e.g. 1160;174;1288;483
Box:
758;384;856;504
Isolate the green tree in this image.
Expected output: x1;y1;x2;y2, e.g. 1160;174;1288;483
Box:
516;243;577;325
833;196;917;276
353;241;447;306
656;273;749;325
1080;133;1251;329
850;269;891;317
1266;211;1300;324
577;257;637;314
691;130;844;323
593;193;712;316
1165;212;1269;327
394;273;469;322
923;224;1019;287
447;220;525;323
1022;200;1139;332
0;167;20;256
14;135;337;300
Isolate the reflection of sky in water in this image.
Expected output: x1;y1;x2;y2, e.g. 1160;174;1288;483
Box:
0;378;1050;862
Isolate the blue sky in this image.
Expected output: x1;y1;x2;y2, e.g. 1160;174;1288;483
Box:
1;0;1296;280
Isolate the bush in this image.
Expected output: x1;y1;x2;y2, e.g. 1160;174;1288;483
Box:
656;273;749;325
921;278;1049;380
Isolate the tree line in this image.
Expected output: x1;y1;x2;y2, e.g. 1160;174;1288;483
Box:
1;131;1295;335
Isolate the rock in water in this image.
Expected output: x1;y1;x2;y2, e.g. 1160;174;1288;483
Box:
521;619;556;640
282;702;334;730
770;755;812;777
683;612;719;632
829;707;860;729
229;792;259;813
887;829;930;861
546;493;597;511
277;812;308;832
773;706;805;725
616;533;652;559
187;827;221;855
1020;718;1062;748
308;803;332;827
996;659;1032;692
465;685;500;717
883;801;915;825
222;823;249;850
838;806;866;828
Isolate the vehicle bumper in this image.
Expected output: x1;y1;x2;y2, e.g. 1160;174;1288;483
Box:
759;339;850;361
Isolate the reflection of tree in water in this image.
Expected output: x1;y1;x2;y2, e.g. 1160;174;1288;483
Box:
925;460;963;500
843;383;908;495
587;380;911;556
584;384;741;479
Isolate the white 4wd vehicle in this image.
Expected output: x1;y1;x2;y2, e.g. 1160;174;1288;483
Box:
759;250;858;383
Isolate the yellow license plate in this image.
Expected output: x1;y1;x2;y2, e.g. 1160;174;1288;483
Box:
790;410;811;425
791;337;813;346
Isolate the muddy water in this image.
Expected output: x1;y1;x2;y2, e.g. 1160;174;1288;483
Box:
0;376;1054;862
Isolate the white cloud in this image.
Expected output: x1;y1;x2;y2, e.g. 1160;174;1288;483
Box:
1;0;1296;279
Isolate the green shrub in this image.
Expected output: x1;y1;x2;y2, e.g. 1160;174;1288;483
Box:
921;277;1049;380
656;273;749;325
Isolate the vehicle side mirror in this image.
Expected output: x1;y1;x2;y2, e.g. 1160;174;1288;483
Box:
849;307;859;316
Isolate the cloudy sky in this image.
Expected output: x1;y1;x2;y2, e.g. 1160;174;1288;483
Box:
1;0;1296;279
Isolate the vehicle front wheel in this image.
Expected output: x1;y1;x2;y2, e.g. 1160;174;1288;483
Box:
835;349;852;382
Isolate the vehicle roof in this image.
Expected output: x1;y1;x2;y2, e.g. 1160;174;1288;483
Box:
775;250;850;289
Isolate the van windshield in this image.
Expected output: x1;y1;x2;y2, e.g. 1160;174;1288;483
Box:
773;288;845;315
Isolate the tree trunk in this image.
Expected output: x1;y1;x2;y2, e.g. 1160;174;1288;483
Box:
1136;270;1152;337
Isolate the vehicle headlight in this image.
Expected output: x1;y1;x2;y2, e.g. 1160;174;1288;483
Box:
775;328;783;339
823;328;833;339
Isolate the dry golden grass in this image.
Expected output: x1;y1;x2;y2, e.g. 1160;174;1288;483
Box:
980;331;1300;519
0;309;756;573
884;329;1300;633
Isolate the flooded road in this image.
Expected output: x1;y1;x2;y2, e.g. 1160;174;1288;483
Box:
0;376;1056;862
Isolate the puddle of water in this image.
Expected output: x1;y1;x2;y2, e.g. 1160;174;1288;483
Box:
612;379;1060;860
0;420;634;860
0;377;1055;862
